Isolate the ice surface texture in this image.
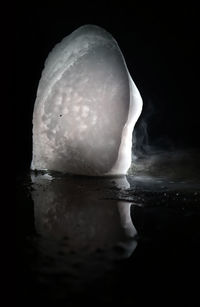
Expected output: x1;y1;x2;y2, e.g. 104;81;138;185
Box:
31;25;143;175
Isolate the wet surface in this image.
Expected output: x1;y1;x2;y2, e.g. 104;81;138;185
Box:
16;166;200;306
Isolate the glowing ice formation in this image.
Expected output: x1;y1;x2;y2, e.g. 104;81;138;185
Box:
31;25;143;175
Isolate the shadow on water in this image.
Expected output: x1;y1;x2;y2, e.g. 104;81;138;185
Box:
16;156;200;305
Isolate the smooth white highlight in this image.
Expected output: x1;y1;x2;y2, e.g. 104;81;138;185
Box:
31;25;143;175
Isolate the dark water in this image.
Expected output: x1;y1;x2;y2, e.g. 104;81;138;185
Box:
16;157;200;306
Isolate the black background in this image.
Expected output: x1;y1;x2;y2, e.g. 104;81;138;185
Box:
15;2;200;174
15;3;200;305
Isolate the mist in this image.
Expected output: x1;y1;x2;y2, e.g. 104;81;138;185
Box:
130;99;200;186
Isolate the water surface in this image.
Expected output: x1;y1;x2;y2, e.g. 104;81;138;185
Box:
16;154;200;305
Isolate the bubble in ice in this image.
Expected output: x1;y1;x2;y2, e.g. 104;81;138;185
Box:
31;25;143;175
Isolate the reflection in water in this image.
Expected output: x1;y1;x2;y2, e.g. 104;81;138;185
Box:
18;171;200;303
31;173;137;260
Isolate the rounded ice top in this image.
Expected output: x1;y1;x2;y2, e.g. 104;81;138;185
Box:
31;25;143;176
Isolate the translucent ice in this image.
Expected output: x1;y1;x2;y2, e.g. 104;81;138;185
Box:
31;25;143;175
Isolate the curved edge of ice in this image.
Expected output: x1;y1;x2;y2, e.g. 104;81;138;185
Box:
105;73;143;176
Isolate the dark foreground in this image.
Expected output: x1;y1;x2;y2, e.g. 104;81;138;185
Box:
16;165;200;306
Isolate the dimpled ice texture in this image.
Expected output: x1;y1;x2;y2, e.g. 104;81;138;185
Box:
31;25;143;175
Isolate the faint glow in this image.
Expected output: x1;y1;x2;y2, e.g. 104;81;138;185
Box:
31;25;142;176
